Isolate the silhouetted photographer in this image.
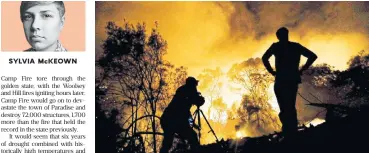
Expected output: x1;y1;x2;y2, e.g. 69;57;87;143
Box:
160;77;205;153
262;27;317;140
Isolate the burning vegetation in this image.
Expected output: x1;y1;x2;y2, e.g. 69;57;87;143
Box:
95;2;369;153
95;19;369;153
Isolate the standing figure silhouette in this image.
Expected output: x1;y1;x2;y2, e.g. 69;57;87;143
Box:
262;27;317;139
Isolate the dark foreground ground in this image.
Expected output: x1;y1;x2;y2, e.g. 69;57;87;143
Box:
200;105;369;153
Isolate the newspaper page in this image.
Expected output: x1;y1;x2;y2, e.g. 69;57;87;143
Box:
2;1;369;153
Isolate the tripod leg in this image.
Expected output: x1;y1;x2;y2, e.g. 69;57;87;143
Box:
199;110;220;142
197;109;201;144
192;110;201;144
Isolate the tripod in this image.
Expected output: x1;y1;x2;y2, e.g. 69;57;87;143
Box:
192;106;220;144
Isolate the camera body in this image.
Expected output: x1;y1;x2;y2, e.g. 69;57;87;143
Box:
195;92;205;107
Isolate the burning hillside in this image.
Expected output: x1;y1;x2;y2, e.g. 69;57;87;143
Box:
200;104;369;153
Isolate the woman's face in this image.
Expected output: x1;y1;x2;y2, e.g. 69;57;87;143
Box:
22;3;64;51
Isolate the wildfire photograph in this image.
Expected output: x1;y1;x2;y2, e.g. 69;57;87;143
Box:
95;1;369;153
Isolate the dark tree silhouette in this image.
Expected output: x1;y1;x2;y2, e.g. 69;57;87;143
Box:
298;50;369;125
302;50;369;108
333;50;369;106
96;84;123;153
96;21;188;153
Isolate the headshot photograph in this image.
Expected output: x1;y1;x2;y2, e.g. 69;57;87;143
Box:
1;1;85;52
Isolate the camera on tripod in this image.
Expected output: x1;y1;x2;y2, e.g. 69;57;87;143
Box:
191;93;221;145
195;92;205;107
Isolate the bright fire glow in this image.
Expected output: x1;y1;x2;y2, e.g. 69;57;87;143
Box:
307;118;326;127
209;109;228;124
268;83;280;113
198;71;280;143
236;131;245;139
200;75;243;122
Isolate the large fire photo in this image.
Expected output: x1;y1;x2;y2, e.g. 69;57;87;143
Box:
95;2;369;153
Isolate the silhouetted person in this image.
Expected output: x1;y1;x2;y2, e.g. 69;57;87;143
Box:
262;27;317;139
160;77;205;153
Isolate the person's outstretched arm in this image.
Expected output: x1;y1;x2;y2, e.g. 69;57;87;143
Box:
299;44;318;73
262;44;276;76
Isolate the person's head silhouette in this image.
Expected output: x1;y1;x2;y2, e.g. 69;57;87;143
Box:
186;76;199;87
276;27;289;42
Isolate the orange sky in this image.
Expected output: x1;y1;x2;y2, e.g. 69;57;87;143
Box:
96;1;369;77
